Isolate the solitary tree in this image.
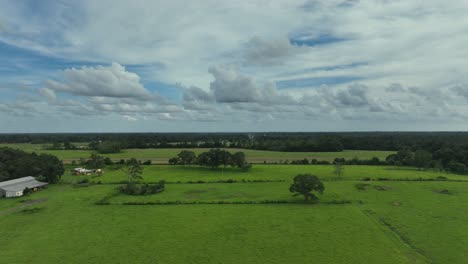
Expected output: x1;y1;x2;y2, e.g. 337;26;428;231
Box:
333;162;345;178
122;158;143;184
289;174;325;201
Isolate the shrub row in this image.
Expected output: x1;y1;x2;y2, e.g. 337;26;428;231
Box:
361;176;468;182
119;181;166;196
111;179;286;185
96;199;353;206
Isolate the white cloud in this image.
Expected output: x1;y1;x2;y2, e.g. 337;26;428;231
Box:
123;115;137;122
46;63;151;98
38;87;56;100
2;1;468;131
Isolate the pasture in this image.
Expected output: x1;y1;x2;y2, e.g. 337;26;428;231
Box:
61;164;467;184
1;161;467;263
0;143;394;163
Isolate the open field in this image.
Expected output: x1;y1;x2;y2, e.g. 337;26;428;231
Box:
1;163;467;263
61;164;468;184
1;183;428;264
0;143;395;163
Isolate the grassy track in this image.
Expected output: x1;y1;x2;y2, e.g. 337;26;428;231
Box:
0;143;394;163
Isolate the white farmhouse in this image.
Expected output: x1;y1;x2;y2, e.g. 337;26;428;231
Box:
0;177;48;198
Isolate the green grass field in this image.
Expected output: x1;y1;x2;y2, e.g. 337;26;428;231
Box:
1;163;467;263
0;143;394;163
61;164;467;184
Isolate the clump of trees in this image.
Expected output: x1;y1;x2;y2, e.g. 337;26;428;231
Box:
88;141;122;154
0;147;64;183
80;153;113;169
120;181;165;196
385;147;468;174
169;149;250;170
289;174;325;201
119;157;165;195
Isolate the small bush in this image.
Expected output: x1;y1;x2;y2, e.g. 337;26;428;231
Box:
119;181;165;196
355;183;370;190
374;185;392;191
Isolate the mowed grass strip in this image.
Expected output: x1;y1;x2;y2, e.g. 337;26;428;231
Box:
61;164;465;184
0;143;395;163
0;185;423;264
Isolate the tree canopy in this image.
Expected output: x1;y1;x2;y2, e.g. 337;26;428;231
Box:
0;147;64;183
289;174;325;201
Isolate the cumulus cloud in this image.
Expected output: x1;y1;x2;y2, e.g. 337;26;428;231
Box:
183;86;214;103
242;37;296;66
333;84;369;107
38;88;56;100
208;66;292;104
2;1;468;131
45;63;151;99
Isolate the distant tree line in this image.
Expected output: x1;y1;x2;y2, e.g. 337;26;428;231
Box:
169;149;250;170
3;132;468;153
386;148;468;174
0;147;64;183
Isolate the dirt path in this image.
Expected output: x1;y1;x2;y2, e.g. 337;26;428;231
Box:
0;198;48;216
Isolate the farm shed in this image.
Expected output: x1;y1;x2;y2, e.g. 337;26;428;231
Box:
0;177;48;198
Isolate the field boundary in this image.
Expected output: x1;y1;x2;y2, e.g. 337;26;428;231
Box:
358;207;432;264
95;198;352;206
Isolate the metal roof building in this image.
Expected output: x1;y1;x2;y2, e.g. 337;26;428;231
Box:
0;176;48;198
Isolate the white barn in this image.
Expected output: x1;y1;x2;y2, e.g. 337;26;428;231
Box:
0;177;48;198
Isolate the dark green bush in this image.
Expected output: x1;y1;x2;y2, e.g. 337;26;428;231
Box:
119;181;165;196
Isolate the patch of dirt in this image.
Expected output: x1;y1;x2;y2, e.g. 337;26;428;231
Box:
184;189;208;195
391;201;401;207
434;189;451;195
374;185;392;191
0;198;48;216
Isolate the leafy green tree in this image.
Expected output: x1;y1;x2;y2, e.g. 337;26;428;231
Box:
168;157;180;165
231;152;246;168
122;158;143;184
413;150;432;170
88;153;105;169
177;150;196;165
289;174;325;201
36;153;65;183
333;162;344;178
97;141;122;154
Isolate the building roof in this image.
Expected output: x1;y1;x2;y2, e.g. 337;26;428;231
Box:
0;176;48;192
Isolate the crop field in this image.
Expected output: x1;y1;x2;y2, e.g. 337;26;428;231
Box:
1;163;467;263
0;143;394;163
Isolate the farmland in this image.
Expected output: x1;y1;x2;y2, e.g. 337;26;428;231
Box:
1;161;467;263
0;143;394;164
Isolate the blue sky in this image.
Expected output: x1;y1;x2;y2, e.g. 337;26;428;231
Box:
1;0;468;132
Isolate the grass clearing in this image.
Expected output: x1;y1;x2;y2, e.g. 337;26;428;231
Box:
62;164;466;184
0;184;425;264
0;143;394;163
1;161;467;263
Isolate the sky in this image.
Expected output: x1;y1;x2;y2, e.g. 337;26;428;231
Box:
0;0;467;132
